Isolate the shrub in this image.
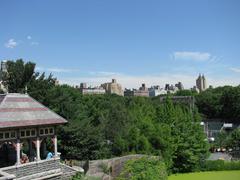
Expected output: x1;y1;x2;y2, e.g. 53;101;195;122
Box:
203;160;240;171
71;172;84;180
116;157;167;180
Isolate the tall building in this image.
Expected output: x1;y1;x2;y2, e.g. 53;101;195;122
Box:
79;83;105;95
175;82;184;90
124;88;134;96
101;79;124;96
149;86;167;97
165;84;178;93
0;61;8;92
133;83;149;97
196;74;207;92
0;61;7;72
0;60;7;81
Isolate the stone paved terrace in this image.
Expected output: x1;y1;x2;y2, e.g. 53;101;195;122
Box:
0;157;81;180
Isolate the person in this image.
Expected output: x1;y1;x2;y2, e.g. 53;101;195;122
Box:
20;154;29;164
46;151;53;160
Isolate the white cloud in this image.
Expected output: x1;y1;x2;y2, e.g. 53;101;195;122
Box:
4;39;18;48
173;51;212;61
36;66;79;73
229;67;240;73
27;36;32;40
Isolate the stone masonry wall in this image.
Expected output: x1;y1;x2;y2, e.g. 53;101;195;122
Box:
0;158;78;180
87;154;147;178
2;159;61;178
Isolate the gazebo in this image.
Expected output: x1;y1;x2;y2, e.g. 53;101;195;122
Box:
0;93;80;179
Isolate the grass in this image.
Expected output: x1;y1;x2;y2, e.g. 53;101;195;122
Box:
168;170;240;180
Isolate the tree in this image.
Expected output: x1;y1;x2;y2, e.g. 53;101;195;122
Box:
228;129;240;150
2;59;36;93
1;59;57;103
117;157;167;180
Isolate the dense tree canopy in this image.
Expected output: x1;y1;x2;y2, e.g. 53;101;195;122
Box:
1;60;210;174
196;86;240;123
117;157;167;180
1;59;56;100
41;85;209;173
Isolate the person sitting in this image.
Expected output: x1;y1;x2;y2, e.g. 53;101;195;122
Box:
20;154;29;164
46;151;53;160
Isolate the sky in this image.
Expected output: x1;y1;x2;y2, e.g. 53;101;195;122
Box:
1;0;240;89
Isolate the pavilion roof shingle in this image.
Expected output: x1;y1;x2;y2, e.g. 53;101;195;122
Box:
0;93;67;129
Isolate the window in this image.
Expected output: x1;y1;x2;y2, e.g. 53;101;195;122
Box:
0;131;17;140
49;128;53;134
20;129;37;138
20;131;25;137
5;132;10;139
0;133;3;139
10;131;16;138
40;129;44;135
31;130;36;136
26;130;30;137
39;127;54;136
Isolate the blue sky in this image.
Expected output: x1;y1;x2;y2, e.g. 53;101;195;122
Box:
1;0;240;88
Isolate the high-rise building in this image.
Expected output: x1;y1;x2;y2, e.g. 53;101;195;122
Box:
0;60;7;81
124;88;134;96
149;86;167;97
79;83;105;95
196;74;207;92
133;83;149;97
175;82;184;90
101;79;124;96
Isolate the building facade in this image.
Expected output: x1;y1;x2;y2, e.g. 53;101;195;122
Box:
148;86;167;97
196;74;207;92
175;82;184;91
79;83;105;95
133;84;149;97
101;79;123;96
0;61;7;93
124;88;134;96
0;93;81;179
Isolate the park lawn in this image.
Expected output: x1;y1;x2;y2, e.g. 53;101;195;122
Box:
168;170;240;180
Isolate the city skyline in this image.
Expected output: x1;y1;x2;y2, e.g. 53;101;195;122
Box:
1;0;240;88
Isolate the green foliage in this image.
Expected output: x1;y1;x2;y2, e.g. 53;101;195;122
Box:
2;59;36;93
117;157;167;180
2;59;210;174
1;60;57;103
213;131;230;148
228;129;240;150
202;160;240;171
196;86;240;123
175;90;198;96
169;170;240;180
212;129;240;150
46;92;209;173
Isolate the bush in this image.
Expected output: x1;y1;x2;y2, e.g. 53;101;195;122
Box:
71;172;84;180
203;160;240;171
117;157;167;180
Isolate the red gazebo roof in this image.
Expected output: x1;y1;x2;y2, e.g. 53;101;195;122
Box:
0;93;67;129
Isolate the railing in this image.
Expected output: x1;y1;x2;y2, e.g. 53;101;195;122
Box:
0;157;61;179
0;171;15;180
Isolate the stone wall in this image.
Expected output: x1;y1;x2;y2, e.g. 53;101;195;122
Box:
0;158;78;180
86;154;147;179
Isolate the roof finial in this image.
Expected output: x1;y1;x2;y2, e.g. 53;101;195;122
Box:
25;85;28;94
